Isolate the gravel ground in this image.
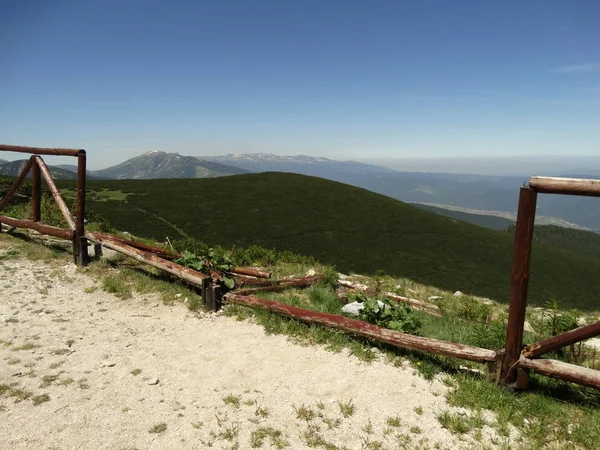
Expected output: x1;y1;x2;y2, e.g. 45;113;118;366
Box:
0;242;518;449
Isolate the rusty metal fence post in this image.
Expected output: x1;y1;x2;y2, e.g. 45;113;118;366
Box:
500;186;537;385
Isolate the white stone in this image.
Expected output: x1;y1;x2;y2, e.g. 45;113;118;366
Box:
341;300;386;316
453;291;464;297
147;378;160;385
523;321;535;334
102;360;116;367
305;269;317;277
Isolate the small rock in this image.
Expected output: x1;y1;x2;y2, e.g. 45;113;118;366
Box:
102;361;116;367
341;302;364;316
305;269;317;277
457;408;468;416
147;378;160;385
370;347;380;353
453;291;464;297
577;317;587;327
428;296;442;301
586;338;600;351
175;293;182;299
482;300;494;305
523;321;535;334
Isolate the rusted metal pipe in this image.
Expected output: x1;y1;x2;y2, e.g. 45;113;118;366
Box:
35;156;76;231
523;319;600;359
0;215;73;239
0;157;33;212
529;176;600;197
0;144;83;157
225;293;497;363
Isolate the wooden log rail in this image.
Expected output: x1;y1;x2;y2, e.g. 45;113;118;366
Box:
86;231;208;287
529;176;600;197
501;186;537;384
0;215;73;239
35;156;76;231
0;144;84;157
225;292;497;363
519;357;600;390
523;319;600;359
385;292;441;315
90;232;180;261
89;232;273;279
232;275;325;296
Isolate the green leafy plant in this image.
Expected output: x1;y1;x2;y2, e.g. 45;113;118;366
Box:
175;249;235;289
353;293;421;334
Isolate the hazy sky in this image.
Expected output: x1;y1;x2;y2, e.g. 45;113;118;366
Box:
1;0;599;168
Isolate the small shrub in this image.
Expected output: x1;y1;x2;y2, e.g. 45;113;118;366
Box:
354;293;421;334
149;423;167;434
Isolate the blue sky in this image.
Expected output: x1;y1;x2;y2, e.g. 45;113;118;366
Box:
1;0;599;168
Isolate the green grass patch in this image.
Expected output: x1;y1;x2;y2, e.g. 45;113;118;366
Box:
54;172;600;310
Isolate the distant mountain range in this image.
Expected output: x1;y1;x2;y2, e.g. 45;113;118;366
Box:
91;150;247;179
2;150;599;230
0;159;80;180
205;153;397;176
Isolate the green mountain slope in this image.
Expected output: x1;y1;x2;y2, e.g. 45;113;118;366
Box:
525;225;600;261
412;204;514;230
56;173;600;310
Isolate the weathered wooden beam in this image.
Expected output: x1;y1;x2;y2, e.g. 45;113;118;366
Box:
530;176;600;197
31;157;41;222
90;232;179;260
86;231;208;286
35;156;76;231
0;215;73;239
233;275;325;295
225;293;497;363
75;151;88;265
519;357;600;390
0;157;33;212
523;319;600;359
231;267;272;279
501;187;537;384
385;292;441;315
338;279;369;291
0;144;83;157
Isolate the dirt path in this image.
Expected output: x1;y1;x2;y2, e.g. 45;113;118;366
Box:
0;243;517;449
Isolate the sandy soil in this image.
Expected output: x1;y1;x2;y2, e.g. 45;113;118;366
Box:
0;243;518;450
